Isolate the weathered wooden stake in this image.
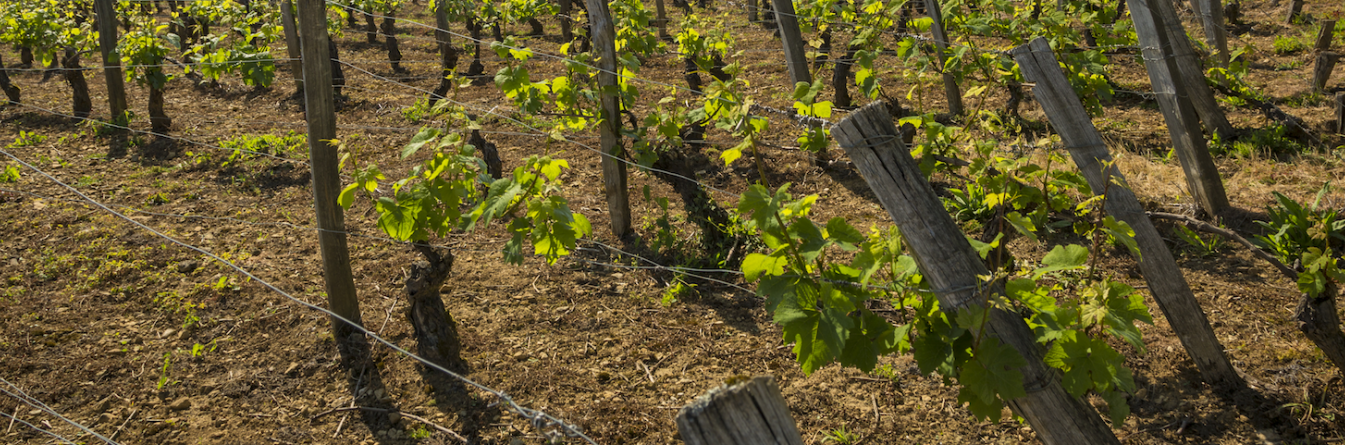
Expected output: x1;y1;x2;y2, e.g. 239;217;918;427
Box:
586;0;631;237
676;376;803;445
1190;0;1230;68
1313;52;1339;93
655;0;670;40
1152;0;1235;139
1336;93;1345;134
1013;37;1244;388
94;0;127;122
280;0;305;94
770;0;811;86
833;102;1122;445
296;0;364;338
926;0;964;115
1126;0;1230;217
1317;20;1337;52
1285;0;1303;24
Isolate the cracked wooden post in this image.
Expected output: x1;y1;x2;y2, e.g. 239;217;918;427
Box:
1013;37;1244;388
926;0;964;115
1317;20;1337;52
1285;0;1303;24
1336;93;1345;134
676;376;803;445
1151;0;1235;138
770;0;811;86
1189;0;1230;69
1312;52;1339;93
832;102;1122;445
1125;0;1230;217
296;0;364;339
586;0;631;237
280;0;305;94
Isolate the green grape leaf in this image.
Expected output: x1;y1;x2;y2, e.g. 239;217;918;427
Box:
401;127;441;159
1102;216;1141;259
338;183;360;210
1035;244;1089;277
375;197;416;241
1004;211;1038;241
956;337;1027;422
825;217;865;250
743;252;789;282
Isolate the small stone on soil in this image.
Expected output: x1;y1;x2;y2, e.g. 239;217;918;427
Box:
168;397;191;411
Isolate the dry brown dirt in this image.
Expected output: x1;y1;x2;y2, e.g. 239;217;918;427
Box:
2;0;1345;443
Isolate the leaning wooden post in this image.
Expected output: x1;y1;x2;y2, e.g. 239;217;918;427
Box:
94;0;128;123
676;376;804;445
770;0;811;86
1285;0;1303;24
1312;52;1339;93
926;0;964;115
1125;0;1230;217
1151;0;1235;139
280;0;305;94
1336;93;1345;135
1013;37;1244;388
654;0;670;40
586;0;631;237
1316;20;1337;52
833;102;1122;445
1189;0;1229;69
295;0;364;338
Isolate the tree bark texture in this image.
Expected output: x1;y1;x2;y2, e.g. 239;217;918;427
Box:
406;245;465;372
382;16;406;73
149;85;171;133
0;54;20;105
61;49;92;119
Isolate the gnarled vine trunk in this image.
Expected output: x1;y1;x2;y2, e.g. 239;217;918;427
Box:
430;0;459;103
381;16;405;74
329;37;346;96
468;130;503;179
1295;284;1345;375
832;44;856;108
0;54;20;105
406;245;465;372
61;49;92;119
149;84;171;133
364;8;378;43
19;47;33;67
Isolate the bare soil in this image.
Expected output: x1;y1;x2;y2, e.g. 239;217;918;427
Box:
2;0;1345;444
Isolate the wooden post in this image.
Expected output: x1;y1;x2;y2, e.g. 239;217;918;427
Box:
586;0;631;238
94;0;127;123
1316;20;1337;52
1313;52;1339;93
770;0;811;86
1285;0;1303;24
1013;37;1245;388
1152;0;1235;139
675;376;803;445
832;102;1122;445
1336;93;1345;134
1189;0;1229;68
655;0;670;40
926;0;964;115
1125;0;1230;217
280;0;305;94
295;0;364;338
